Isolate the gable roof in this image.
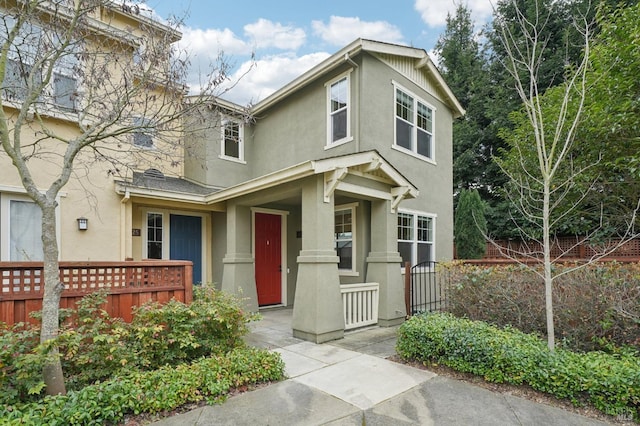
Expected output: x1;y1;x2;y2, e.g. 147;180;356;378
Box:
252;38;465;118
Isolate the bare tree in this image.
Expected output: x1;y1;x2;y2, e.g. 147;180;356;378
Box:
0;0;236;394
489;0;628;350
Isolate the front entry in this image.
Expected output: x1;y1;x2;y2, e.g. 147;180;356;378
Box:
255;212;282;305
170;214;202;284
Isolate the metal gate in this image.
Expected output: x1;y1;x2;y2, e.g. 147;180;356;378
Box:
404;261;448;315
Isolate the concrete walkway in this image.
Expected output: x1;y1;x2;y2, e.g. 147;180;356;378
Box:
153;308;611;425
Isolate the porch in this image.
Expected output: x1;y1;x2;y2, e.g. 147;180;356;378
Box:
245;307;399;359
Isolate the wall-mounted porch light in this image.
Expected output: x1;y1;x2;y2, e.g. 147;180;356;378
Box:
77;217;88;231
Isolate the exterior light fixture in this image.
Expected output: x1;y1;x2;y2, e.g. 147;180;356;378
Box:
77;217;88;231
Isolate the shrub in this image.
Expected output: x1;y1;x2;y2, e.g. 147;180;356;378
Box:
0;322;45;405
0;284;260;405
445;262;640;352
129;283;253;369
0;347;285;425
397;312;640;420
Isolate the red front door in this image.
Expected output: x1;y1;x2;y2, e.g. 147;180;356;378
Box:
255;213;282;305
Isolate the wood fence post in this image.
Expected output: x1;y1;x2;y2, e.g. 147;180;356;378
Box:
184;262;193;304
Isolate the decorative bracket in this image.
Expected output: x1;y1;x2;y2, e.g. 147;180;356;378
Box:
362;158;382;173
324;167;348;202
390;186;410;213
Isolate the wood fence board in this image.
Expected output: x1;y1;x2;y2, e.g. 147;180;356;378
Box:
0;261;192;326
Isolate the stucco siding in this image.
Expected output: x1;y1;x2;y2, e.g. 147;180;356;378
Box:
357;53;454;261
248;64;358;178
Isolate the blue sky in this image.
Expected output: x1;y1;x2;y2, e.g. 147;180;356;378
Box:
143;0;494;105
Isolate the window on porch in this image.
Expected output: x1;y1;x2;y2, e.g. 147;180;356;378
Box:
398;211;435;265
335;204;356;273
146;212;163;259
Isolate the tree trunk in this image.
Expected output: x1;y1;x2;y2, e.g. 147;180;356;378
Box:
40;203;66;396
542;182;555;351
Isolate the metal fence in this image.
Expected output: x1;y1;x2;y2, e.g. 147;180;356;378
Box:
404;261;449;315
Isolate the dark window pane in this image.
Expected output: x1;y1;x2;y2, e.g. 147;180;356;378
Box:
225;138;239;158
417;243;431;263
53;73;76;110
396;119;412;150
148;242;162;259
417;130;431;158
134;117;154;148
332;109;347;141
336;241;352;269
398;242;412;265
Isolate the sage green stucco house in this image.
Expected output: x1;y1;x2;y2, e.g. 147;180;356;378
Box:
117;38;464;343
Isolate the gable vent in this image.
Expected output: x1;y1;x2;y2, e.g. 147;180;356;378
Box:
143;168;165;180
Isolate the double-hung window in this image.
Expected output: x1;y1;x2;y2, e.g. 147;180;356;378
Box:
326;72;351;147
146;212;163;259
335;204;356;273
220;117;244;162
2;18;42;103
398;211;435;266
394;84;435;160
1;17;79;111
133;116;154;148
0;194;46;261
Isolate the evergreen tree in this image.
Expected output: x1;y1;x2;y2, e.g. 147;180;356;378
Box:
454;189;487;259
434;5;492;196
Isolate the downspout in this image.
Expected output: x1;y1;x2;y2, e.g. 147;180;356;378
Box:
344;53;360;152
120;189;132;260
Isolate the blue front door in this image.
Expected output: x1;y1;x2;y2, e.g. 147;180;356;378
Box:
170;214;202;284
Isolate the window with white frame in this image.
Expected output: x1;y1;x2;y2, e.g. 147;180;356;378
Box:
1;16;79;111
397;211;434;266
0;195;44;261
146;212;163;259
220;117;244;161
394;85;435;160
335;205;356;272
327;74;350;146
133;116;154;148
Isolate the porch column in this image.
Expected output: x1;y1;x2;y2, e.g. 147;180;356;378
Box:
366;199;406;326
292;175;344;343
221;202;258;312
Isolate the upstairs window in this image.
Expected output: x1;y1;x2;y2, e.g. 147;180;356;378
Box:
133;116;154;148
394;85;435;160
220;117;244;162
326;73;351;147
398;211;435;266
1;17;79;111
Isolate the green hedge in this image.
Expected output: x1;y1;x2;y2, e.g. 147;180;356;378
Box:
0;347;285;425
397;313;639;421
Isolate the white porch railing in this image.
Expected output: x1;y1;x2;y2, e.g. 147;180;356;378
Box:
340;282;379;330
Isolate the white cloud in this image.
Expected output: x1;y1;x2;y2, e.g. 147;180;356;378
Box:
220;52;331;106
180;27;252;56
312;16;404;46
414;0;494;28
243;19;306;50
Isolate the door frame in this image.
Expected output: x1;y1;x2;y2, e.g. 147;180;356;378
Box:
141;208;207;284
251;207;288;307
